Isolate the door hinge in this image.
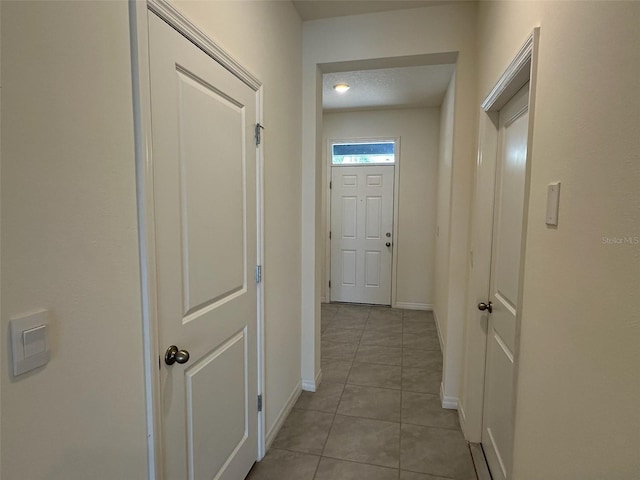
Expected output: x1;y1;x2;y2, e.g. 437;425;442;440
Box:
330;180;332;189
255;123;264;146
329;280;331;288
256;265;262;284
329;231;332;239
257;394;263;412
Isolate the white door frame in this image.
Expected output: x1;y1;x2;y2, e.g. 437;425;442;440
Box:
129;1;266;478
460;28;540;442
324;137;401;307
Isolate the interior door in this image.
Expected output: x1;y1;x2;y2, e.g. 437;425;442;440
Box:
330;165;394;305
481;82;530;480
149;13;258;480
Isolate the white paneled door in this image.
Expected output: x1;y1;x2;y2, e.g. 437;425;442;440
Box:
481;82;530;480
149;14;257;480
330;166;394;305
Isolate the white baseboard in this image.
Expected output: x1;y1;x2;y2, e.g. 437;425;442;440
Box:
394;302;433;311
458;402;467;434
440;381;458;410
432;308;445;354
265;380;301;450
301;368;322;392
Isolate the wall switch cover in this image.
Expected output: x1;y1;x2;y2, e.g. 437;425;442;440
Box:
546;182;561;226
10;310;50;376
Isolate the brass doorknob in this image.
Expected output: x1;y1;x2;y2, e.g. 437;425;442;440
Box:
165;345;190;365
477;302;492;314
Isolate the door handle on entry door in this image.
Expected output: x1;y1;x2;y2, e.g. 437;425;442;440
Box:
477;302;492;314
165;345;190;365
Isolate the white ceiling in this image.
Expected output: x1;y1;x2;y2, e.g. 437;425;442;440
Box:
323;64;455;112
293;0;454;21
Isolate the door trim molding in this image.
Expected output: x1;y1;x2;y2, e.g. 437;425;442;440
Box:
129;2;266;478
481;32;535;112
460;27;540;444
147;0;261;91
325;137;400;306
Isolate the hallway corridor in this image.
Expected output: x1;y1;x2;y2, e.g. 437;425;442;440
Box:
247;304;478;479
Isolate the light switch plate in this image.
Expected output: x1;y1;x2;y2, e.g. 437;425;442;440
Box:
10;310;50;376
546;182;561;226
23;325;47;357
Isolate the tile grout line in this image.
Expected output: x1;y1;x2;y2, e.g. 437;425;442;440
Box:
313;303;344;480
353;306;400;477
312;305;366;480
312;450;404;475
315;306;468;479
399;307;406;474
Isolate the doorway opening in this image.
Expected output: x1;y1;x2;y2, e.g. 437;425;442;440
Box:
303;52;460;394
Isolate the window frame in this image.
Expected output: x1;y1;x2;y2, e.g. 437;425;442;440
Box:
330;138;397;166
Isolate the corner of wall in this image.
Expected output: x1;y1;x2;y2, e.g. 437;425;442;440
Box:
265;380;302;450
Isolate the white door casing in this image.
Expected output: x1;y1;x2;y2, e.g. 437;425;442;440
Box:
148;12;258;480
330;166;394;305
481;82;530;480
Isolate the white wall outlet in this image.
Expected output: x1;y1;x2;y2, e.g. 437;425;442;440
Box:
10;310;51;376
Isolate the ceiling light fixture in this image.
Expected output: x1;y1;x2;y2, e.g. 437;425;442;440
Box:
333;83;350;93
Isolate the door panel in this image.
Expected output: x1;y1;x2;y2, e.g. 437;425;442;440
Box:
330;165;394;305
342;197;357;238
483;330;514;478
364;251;381;287
342;250;357;286
177;70;246;316
365;196;382;239
482;82;529;480
149;13;257;480
366;173;382;187
186;330;247;479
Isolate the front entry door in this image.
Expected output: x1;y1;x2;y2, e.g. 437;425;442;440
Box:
330;165;394;305
481;82;530;480
149;13;258;480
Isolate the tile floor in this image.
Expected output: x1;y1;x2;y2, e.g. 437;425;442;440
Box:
246;303;478;480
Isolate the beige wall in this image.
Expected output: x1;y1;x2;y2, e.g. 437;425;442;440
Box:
467;1;640;478
434;74;455;345
1;1;302;477
322;108;440;307
302;2;478;399
172;0;303;444
1;2;148;478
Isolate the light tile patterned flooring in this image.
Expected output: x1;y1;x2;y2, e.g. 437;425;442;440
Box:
246;304;478;480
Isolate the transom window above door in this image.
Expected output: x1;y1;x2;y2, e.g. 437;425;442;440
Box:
331;141;396;165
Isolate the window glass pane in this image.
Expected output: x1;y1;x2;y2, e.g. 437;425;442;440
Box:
332;142;395;165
